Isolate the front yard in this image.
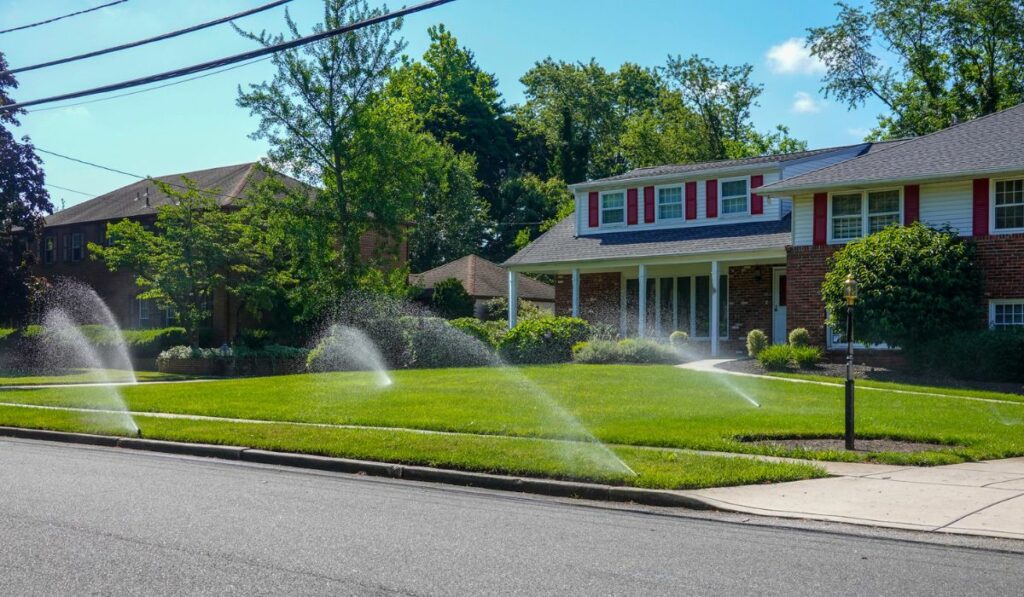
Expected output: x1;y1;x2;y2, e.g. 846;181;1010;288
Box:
0;365;1021;489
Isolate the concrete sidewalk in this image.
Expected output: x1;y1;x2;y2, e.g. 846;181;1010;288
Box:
683;457;1024;540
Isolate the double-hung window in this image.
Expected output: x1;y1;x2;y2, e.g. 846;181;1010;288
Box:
991;300;1024;330
830;189;901;242
138;299;150;325
43;237;55;264
657;186;683;220
994;179;1024;231
70;232;83;262
720;178;748;215
601;191;625;225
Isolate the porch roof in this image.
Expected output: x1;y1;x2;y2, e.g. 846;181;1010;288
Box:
504;214;791;268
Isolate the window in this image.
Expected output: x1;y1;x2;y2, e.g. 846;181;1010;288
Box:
62;233;70;262
43;237;55;264
830;189;902;242
720;178;748;215
657;186;683;220
138;299;150;325
994;179;1024;231
601;191;625;225
70;232;83;262
991;300;1024;330
624;274;727;339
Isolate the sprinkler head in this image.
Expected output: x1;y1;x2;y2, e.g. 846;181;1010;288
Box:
136;428;143;438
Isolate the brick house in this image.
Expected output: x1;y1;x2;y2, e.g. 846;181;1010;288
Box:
504;103;1024;356
409;255;554;318
34;162;407;342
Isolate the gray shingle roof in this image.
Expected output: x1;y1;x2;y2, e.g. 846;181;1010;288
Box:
504;214;791;267
759;103;1024;194
410;255;554;301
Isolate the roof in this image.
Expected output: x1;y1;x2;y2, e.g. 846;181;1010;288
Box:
504;214;792;267
759;103;1024;194
409;255;555;301
44;162;303;227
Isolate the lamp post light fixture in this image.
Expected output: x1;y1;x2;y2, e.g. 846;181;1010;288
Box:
843;273;859;450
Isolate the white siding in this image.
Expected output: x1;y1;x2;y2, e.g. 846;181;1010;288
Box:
792;193;815;246
919;180;973;236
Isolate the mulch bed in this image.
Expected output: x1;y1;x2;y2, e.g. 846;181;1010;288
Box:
743;437;950;454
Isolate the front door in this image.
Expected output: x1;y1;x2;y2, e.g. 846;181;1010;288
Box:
772;268;787;344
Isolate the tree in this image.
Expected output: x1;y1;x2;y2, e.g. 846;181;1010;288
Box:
808;0;1024;139
822;223;983;348
90;179;240;345
430;277;474;319
492;174;573;258
0;50;52;324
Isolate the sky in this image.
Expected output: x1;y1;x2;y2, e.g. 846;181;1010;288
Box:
0;0;885;211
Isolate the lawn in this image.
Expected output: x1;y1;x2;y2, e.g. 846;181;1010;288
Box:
770;371;1024;403
1;364;1021;469
0;369;196;386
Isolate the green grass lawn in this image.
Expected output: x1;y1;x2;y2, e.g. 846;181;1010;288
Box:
0;369;197;386
770;371;1024;403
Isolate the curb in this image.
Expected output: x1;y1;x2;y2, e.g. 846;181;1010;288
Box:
0;426;714;510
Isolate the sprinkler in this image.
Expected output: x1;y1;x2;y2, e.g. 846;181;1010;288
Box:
136;428;143;438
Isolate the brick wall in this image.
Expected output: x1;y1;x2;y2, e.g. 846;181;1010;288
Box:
785;244;838;348
727;264;779;341
554;272;621;327
974;233;1024;300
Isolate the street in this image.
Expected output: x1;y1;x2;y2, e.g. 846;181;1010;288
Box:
0;438;1021;596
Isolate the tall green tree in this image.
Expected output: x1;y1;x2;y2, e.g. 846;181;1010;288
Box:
808;0;1024;139
497;174;574;254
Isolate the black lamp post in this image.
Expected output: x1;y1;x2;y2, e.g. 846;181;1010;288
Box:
843;273;859;450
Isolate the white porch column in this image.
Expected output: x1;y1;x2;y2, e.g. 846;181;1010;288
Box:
710;260;720;357
508;270;518;329
637;264;647;338
571;268;580;318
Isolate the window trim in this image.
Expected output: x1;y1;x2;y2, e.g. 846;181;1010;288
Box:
654;184;684;222
138;299;150;324
621;273;728;339
827;187;903;245
70;232;84;262
599;190;626;228
718;176;750;217
989;299;1024;329
990;177;1024;234
43;236;55;264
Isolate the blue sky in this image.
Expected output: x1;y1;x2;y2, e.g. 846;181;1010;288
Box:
1;0;883;210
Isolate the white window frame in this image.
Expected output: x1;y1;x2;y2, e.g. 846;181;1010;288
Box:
70;232;83;262
989;299;1024;329
655;184;684;222
621;273;728;339
990;177;1024;234
827;188;903;244
138;299;150;324
719;176;750;217
599;190;626;227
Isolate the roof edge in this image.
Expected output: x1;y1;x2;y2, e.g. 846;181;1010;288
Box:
759;165;1024;195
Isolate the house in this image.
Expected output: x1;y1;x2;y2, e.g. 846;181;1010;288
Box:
410;255;554;318
34;162;407;341
504;103;1024;355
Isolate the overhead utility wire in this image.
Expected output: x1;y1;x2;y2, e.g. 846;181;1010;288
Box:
0;0;457;111
45;183;95;197
0;1;128;35
4;0;291;75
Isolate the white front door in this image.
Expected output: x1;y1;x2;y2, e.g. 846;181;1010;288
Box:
772;268;788;344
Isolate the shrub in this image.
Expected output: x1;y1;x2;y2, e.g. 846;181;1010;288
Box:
431;277;475;319
450;317;506;349
756;344;793;371
360;317;416;370
907;328;1024;383
573;339;682;365
498;317;591;364
482;296;549;322
589;321;619;341
21;325;44;339
788;328;810;348
120;327;188;357
406;317;496;368
791;345;822;369
669;330;688;348
235;344;308;360
240;329;272;350
746;329;769;358
0;328;14;341
157;345;193;362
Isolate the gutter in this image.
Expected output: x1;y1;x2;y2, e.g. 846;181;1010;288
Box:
569;162;783;192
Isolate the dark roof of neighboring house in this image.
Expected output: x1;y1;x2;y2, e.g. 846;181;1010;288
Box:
759;103;1024;194
504;214;791;267
44;162;303;227
409;255;555;301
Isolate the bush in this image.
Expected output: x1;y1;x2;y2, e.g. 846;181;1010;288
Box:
0;328;14;341
482;296;549;322
669;330;688;348
791;345;822;369
157;345;193;362
574;339;682;364
235;344;308;360
907;328;1024;383
307;325;399;372
756;344;793;371
788;328;810;348
450;317;506;349
405;317;496;368
431;277;475;319
589;321;619;341
120;327;188;357
499;317;591;364
746;329;769;358
240;329;272;350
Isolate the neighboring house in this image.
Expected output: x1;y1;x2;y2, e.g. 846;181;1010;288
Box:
34;163;407;342
506;104;1024;355
410;255;554;318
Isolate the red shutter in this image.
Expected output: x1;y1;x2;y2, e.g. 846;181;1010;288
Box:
813;192;828;245
588;191;599;227
706;179;718;218
626;188;638;225
643;186;655;223
973;178;989;236
685;181;697;220
903;184;920;225
751;174;764;215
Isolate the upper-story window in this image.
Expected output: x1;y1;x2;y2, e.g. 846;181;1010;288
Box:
830;189;901;242
658;186;683;220
70;232;84;262
720;178;748;215
43;237;55;264
994;178;1024;231
601;191;625;225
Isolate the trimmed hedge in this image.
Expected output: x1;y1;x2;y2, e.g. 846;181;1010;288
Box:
573;339;682;365
449;318;507;349
746;329;768;358
907;329;1024;383
498;317;591;364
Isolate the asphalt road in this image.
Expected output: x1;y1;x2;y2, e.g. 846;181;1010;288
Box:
1;439;1021;596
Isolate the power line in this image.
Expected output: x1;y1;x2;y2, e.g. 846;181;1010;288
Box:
45;183;95;197
4;1;291;75
0;1;128;35
0;0;457;111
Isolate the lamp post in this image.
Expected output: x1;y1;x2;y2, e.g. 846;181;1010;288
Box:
843;273;859;450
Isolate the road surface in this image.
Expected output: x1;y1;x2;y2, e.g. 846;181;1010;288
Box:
0;438;1020;595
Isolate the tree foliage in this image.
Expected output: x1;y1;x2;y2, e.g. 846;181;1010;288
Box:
430;277;474;319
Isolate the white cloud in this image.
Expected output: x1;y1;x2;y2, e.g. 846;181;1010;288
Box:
766;38;825;75
791;91;823;114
